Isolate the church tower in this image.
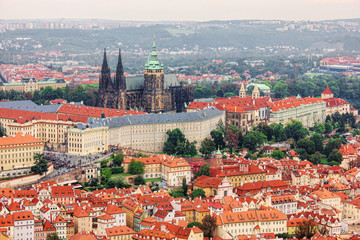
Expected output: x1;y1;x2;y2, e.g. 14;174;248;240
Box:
239;82;246;98
321;86;333;99
143;38;165;113
252;84;260;99
115;49;127;109
98;48;113;108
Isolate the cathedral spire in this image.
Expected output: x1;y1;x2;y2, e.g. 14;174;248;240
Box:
145;35;163;70
115;49;126;90
100;48;111;90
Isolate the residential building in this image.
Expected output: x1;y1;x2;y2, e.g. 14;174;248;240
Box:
214;207;287;239
14;211;34;240
105;226;136;240
123;155;192;187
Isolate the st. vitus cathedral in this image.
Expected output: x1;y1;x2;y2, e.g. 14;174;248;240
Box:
98;40;193;113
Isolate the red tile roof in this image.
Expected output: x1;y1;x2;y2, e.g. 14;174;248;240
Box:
0;108;88;124
0;132;42;147
322;86;333;95
57;104;145;118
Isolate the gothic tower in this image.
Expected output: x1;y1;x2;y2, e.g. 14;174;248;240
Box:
239;82;246;98
252;84;260;99
143;38;165;113
115;49;127;109
98;48;113;108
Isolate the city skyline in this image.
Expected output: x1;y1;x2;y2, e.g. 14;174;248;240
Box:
1;0;360;22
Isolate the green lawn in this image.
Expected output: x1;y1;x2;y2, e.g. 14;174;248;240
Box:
96;158;113;164
110;173;132;178
145;178;162;182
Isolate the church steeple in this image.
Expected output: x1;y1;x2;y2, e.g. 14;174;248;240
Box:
239;82;246;98
100;48;112;90
145;36;163;70
115;49;126;90
252;84;260;99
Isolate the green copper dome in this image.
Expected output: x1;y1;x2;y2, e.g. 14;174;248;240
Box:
145;37;163;70
216;148;222;155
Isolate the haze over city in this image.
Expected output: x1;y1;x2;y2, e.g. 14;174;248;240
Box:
1;0;360;21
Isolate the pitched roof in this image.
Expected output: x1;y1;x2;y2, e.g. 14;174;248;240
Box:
105;226;136;236
322;86;333;95
194;175;223;188
0;133;42;147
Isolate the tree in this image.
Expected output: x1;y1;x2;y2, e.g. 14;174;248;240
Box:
101;168;112;181
163;129;197;156
295;219;318;239
169;189;185;198
328;149;343;164
310;134;324;153
163;129;186;155
89;178;99;187
243;131;267;151
276;233;292;239
112;176;128;188
187;222;200;228
273;81;288;99
310;152;323;165
182;178;188;197
325;120;333;134
194;163;210;178
269;123;287;142
285;120;308;143
225;128;239;153
199;138;216;159
136;152;149;158
46;233;61;240
113;153;124;166
134;175;146;185
191;189;206;199
271;149;285;160
199;215;217;239
128;160;145;175
31;153;48;175
296;138;315;156
313;122;325;134
255;122;271;140
210;129;225;149
324;138;342;156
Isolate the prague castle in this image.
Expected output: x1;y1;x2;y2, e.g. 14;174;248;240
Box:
98;40;193;113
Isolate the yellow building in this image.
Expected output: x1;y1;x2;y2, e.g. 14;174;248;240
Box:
0;78;67;92
343;199;360;220
310;189;341;211
193;175;223;198
67;125;108;155
211;161;266;188
68;108;225;154
215;207;287;239
122;199;142;229
122;155;192;187
287;218;307;235
105;226;136;240
73;207;92;234
179;200;195;223
0;132;43;171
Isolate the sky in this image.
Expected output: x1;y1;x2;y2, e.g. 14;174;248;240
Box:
0;0;359;21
